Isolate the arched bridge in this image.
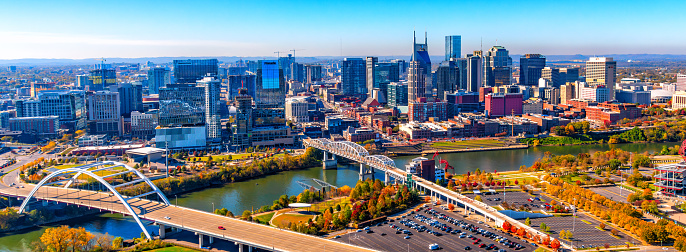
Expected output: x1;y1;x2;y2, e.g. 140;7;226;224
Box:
0;161;374;251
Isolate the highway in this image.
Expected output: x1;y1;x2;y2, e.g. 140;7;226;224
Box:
0;150;375;252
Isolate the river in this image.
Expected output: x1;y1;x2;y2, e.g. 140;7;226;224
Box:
0;141;677;251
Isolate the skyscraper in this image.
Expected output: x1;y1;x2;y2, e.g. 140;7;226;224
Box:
255;60;286;108
484;46;513;87
586;57;617;100
158;84;205;127
199;76;221;143
147;67;171;94
173;59;218;84
232;88;253;149
435;61;459;98
76;74;91;89
110;83;143;117
466;51;483;93
228;74;256;100
445;35;461;61
411;31;432;96
519;54;546;86
87;91;121;136
387;82;409;107
88;67;116;91
408;61;426;102
366;57;378;97
305;65;323;84
278;54;295;81
341;58;366;96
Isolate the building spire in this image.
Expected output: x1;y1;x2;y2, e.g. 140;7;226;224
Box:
424;30;427;45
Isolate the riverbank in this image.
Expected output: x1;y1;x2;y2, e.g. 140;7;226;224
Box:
0;207;102;234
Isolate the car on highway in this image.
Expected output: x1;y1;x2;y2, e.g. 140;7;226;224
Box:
218;226;225;230
164;216;170;220
333;235;341;239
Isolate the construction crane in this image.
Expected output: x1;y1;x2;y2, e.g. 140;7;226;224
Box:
290;49;305;58
274;51;286;58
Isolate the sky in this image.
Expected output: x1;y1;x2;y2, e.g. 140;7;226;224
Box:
1;0;685;59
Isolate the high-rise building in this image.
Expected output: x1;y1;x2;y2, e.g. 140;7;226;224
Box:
131;111;156;139
341;58;366;96
228;74;256;101
88;67;116;91
285;97;309;123
199;76;221;143
255;60;286;108
278;54;295;81
158;84;205;127
232;89;253;149
305;65;323;84
387;82;409;107
466;52;483;92
109;83;142;117
676;74;686;91
15;100;41;117
87;91;121;136
455;58;468;91
560;83;576;105
39;91;86;131
484;46;513;87
520;54;546;86
366;57;378;97
586;57;617;100
445;35;461;61
173;59;218;84
76;74;91;89
435;61;459;98
411;31;432;96
147;67;171;94
543;87;560;105
560;68;580;83
10;116;59;136
408;61;426;102
542;67;563;87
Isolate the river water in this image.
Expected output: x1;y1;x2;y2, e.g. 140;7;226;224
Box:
0;142;677;251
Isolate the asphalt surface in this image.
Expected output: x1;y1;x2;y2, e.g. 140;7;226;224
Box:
339;206;536;252
0;151;374;252
528;213;640;249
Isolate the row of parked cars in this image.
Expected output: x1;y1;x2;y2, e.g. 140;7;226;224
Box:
422;206;527;251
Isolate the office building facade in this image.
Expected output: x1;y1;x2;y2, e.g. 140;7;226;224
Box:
519;54;546;86
255;60;286;108
173;59;218;84
586;57;617;100
87;91;121;136
199;76;221;143
341;58;366;96
110;83;142;117
445;35;461;61
158;84;205;127
387;82;409;107
147;67;171;94
10;116;59;136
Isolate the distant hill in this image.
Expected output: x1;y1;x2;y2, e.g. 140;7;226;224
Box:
2;54;686;66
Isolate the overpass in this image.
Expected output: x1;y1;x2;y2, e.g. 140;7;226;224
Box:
303;138;565;249
0;161;374;252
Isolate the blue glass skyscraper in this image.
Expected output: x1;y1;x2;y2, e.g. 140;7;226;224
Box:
445;35;461;61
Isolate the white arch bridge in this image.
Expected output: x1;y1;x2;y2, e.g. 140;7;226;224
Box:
0;161;373;251
303;138;406;183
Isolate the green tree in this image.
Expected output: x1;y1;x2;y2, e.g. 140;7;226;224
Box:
242;210;252;221
525;217;531;226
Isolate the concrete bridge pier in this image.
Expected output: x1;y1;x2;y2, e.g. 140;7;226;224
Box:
237;243;252;252
158;224;165;239
209;236;214;244
198;234;205;248
384;172;390;184
359;163;374;181
322;151;337;169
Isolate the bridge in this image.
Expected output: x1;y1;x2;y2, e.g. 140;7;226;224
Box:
0;161;374;252
303;138;565;249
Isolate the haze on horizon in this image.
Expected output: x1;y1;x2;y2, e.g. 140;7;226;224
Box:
1;0;685;60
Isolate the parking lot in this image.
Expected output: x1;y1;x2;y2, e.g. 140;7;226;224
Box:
588;186;630;203
465;191;554;212
528;213;639;249
338;205;536;252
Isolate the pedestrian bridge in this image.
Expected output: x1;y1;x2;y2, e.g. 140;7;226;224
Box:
0;161;374;252
303;138;563;249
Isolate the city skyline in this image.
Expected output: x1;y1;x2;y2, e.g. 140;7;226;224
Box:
1;0;685;59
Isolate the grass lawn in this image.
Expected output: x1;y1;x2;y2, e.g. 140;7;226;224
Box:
309;197;351;212
254;212;275;224
48;164;126;179
190;154;253;162
430;139;506;150
149;246;200;252
272;214;315;228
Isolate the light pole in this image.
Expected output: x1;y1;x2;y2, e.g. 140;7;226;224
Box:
212;202;215;213
175;195;178;207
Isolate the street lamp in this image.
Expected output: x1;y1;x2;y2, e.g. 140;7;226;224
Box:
212;202;215;213
175;195;178;207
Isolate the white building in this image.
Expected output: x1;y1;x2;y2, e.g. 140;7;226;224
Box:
405;157;427;174
586;57;617;100
87;91;121;136
522;99;543;114
285;97;309;123
78;134;107;147
677;74;686;91
579;85;610;103
672;91;686;109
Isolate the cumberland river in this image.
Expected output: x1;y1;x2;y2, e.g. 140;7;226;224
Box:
0;141;677;251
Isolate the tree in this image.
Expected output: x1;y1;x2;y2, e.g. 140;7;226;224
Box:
632;154;651;168
599;222;605;230
448;203;455;211
242;210;252;221
550;239;561;251
112;237;123;249
608;159;621;170
611;229;618;236
475;195;482;202
525;217;531;226
502;221;512;231
642;188;653;200
40;226;94;252
94;233;113;252
540;222;548;232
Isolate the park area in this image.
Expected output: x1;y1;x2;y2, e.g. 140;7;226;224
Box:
429;139;509;151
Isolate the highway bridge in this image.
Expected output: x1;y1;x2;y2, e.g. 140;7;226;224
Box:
303;138;565;249
0;161;374;252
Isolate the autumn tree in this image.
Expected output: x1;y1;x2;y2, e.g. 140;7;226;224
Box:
550;239;561;251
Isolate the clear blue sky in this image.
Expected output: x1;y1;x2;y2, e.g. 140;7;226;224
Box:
1;0;684;59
